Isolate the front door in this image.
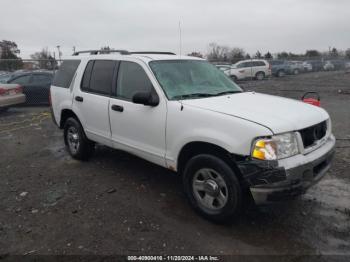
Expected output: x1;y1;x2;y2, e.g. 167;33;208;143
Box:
109;60;167;166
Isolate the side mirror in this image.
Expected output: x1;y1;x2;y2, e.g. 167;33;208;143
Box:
132;91;159;106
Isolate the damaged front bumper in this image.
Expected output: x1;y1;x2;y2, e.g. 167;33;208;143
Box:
237;134;336;205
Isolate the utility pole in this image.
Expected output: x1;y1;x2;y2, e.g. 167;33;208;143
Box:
56;45;62;60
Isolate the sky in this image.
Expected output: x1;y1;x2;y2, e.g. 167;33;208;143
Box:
0;0;349;58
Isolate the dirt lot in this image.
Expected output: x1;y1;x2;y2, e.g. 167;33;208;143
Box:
0;71;349;260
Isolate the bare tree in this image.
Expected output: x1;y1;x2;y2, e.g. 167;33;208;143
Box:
30;47;57;70
206;43;230;62
346;49;350;59
228;48;245;63
187;51;203;58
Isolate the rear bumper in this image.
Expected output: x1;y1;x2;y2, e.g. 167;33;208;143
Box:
0;94;26;108
237;135;336;205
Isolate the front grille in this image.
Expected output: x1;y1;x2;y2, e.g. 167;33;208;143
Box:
299;121;327;148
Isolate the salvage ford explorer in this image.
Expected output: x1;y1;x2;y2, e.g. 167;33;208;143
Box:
50;50;335;222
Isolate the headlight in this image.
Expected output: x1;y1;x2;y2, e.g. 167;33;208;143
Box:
252;132;299;160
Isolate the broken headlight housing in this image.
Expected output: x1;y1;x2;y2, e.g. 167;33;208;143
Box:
251;132;299;160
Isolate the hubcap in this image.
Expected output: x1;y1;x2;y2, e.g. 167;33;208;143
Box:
67;126;80;154
192;168;228;210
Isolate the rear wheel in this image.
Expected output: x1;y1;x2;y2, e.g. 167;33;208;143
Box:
293;69;299;75
64;117;95;160
183;154;242;223
277;70;285;77
255;72;265;80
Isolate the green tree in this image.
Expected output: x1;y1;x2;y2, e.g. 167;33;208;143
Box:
330;47;338;57
264;51;272;59
305;50;321;57
254;50;262;59
277;52;289;59
0;40;23;71
346;48;350;59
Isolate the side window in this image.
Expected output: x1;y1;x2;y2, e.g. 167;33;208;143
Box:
255;61;265;66
82;60;116;95
116;61;154;100
52;60;81;88
32;74;52;85
9;75;31;85
81;61;94;91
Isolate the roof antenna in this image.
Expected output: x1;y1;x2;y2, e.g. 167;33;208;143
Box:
178;21;182;57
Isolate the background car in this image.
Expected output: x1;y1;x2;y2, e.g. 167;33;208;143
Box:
6;71;53;105
288;61;304;74
0;73;12;83
215;64;232;74
228;59;271;81
302;61;313;72
307;60;324;71
0;83;26;112
324;61;335;71
270;60;294;77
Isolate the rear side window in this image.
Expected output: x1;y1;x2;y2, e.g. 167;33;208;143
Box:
32;74;52;85
9;75;31;85
116;61;154;100
81;60;116;96
254;61;266;66
52;60;81;88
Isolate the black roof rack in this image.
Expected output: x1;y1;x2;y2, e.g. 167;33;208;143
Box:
72;50;129;56
72;50;176;56
130;51;176;55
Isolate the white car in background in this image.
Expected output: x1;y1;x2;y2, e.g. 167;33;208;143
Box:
323;61;335;71
302;61;313;72
226;59;271;81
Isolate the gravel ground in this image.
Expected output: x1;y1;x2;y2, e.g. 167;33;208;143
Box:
0;71;349;261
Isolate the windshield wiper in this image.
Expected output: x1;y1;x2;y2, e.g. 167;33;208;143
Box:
213;90;242;96
172;93;215;100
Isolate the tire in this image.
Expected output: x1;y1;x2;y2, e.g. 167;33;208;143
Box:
255;72;265;80
0;107;9;113
277;70;285;77
293;69;299;75
183;154;242;223
230;75;238;82
63;117;95;160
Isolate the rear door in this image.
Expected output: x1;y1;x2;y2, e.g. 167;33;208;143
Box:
72;60;116;146
109;60;167;166
51;59;81;124
238;62;253;79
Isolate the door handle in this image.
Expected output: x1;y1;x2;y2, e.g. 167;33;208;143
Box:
111;104;124;112
75;96;83;102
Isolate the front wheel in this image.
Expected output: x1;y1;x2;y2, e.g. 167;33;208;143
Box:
64;117;95;160
183;154;242;223
255;72;265;80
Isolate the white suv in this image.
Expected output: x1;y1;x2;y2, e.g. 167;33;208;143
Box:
227;59;271;81
50;50;335;222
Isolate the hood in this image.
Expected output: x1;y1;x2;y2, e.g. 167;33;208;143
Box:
182;92;329;134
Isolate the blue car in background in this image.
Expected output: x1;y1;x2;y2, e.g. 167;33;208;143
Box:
270;60;301;77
